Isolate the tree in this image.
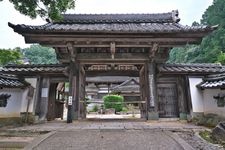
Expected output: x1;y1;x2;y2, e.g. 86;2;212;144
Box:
22;45;58;64
168;0;225;64
216;51;225;65
0;48;22;66
103;95;124;112
1;0;75;21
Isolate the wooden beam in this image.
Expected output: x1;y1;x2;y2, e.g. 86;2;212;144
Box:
26;36;202;45
79;59;146;65
24;32;209;39
110;42;116;59
77;53;149;60
42;43;198;48
86;70;139;77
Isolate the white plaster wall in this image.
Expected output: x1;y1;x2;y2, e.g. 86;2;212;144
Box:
0;88;24;118
203;89;225;117
20;78;37;113
188;77;204;113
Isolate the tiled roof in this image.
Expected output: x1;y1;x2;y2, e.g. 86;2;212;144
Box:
0;74;29;88
8;11;217;34
8;22;215;34
60;12;178;24
158;63;225;74
197;73;225;89
0;64;66;75
112;78;139;92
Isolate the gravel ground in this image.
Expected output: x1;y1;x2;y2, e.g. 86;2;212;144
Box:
177;131;224;150
33;130;184;150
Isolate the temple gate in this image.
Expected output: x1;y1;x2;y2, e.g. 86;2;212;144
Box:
8;10;216;123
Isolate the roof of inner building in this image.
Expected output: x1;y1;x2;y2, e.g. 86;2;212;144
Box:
0;74;29;88
158;63;225;75
0;64;67;76
197;73;225;89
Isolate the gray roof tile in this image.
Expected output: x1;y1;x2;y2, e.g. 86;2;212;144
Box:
158;63;225;74
197;73;225;89
9;22;215;34
0;64;66;73
0;74;29;88
58;12;176;24
8;11;217;34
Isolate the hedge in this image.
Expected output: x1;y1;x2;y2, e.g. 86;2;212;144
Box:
103;95;124;112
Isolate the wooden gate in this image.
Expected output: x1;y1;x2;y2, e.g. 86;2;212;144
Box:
157;83;178;118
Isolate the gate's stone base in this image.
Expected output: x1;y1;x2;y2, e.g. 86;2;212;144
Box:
179;113;187;120
147;112;159;120
72;111;79;120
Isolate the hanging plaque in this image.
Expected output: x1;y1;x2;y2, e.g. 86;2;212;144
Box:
68;96;72;105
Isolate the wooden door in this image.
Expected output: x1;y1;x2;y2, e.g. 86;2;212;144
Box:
157;83;178;118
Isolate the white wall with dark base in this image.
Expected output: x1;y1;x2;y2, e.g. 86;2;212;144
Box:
0;88;24;118
203;89;225;117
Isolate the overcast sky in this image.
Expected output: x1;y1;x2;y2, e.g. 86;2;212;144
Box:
0;0;213;49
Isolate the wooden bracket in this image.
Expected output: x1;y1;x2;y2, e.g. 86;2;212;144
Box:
110;42;116;59
149;43;159;60
67;42;77;62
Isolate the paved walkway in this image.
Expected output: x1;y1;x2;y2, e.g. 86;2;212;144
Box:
3;119;222;150
11;119;205;132
32;130;185;150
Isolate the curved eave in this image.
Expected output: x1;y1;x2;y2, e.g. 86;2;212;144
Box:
8;22;217;36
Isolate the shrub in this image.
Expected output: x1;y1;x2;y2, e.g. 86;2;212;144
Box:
103;95;124;112
92;105;99;112
192;113;224;127
122;107;128;112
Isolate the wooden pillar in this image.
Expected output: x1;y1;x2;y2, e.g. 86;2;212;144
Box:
139;66;146;119
146;62;159;120
34;76;41;116
185;76;193;115
47;83;57;121
79;66;86;119
39;77;50;121
67;62;79;123
177;76;188;120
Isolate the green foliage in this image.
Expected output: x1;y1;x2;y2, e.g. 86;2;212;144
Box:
199;130;225;148
216;51;225;65
121;107;128;112
103;95;124;112
199;130;215;144
201;0;225;26
168;0;225;64
192;114;223;127
7;0;75;21
0;48;22;66
168;45;200;63
92;105;98;112
21;45;58;64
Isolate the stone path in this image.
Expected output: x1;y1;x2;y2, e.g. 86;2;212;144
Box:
11;119;204;132
4;119;223;150
32;130;184;150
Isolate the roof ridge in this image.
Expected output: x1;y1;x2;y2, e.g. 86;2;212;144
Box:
4;64;65;68
165;63;222;67
55;11;180;24
63;12;173;15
